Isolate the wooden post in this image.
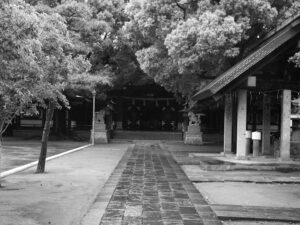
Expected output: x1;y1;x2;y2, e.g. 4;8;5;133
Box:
280;89;291;160
224;93;233;154
262;94;271;155
236;89;248;158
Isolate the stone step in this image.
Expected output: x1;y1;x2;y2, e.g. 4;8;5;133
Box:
112;130;183;140
211;204;300;222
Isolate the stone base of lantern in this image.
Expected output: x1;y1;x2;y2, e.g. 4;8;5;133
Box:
91;123;110;144
184;124;203;145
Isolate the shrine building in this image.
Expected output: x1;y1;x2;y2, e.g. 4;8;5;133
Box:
192;13;300;159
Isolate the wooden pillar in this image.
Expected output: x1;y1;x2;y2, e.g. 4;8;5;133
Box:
262;94;271;155
224;93;233;154
280;89;291;160
232;93;238;153
236;89;248;158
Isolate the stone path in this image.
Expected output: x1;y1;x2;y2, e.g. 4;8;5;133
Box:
98;143;222;225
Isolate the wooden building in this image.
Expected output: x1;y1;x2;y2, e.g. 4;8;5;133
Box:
8;83;184;139
109;84;181;131
192;14;300;159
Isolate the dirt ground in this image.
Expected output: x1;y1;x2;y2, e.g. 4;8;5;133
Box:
0;143;131;225
1;139;88;171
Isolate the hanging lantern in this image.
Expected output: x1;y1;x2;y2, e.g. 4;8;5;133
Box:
156;100;159;107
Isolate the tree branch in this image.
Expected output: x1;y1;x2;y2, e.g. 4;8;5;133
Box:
174;1;186;20
0;114;14;135
1;121;11;135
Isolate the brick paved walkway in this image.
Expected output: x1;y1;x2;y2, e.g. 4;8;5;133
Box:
99;143;222;225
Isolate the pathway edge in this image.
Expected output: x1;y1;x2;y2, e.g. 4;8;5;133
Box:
0;143;92;178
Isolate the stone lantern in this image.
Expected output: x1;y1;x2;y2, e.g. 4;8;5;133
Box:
184;111;205;145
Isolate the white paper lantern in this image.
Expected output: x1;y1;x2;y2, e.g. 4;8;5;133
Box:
252;131;261;140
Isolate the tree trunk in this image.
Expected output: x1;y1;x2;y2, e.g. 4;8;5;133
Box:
0;133;2;187
36;102;55;173
0;120;4;187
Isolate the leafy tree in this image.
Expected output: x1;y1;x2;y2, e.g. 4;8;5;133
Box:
47;0;145;88
25;0;115;173
0;1;43;181
19;0;110;173
124;0;299;99
34;9;102;173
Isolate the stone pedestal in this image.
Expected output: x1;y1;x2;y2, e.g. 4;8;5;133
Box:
94;129;109;143
92;122;109;144
184;124;203;145
91;110;109;144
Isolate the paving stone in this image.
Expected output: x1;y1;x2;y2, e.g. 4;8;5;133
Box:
127;194;143;202
182;220;204;225
160;196;176;202
143;221;164;225
143;203;161;211
143;197;160;204
161;210;182;220
163;221;184;225
161;202;178;211
142;211;162;221
100;219;122;225
102;209;124;219
122;217;142;225
124;205;143;217
180;214;202;221
179;207;198;214
202;219;223;225
114;189;129;196
174;192;190;199
158;192;173;197
106;200;126;210
112;195;127;202
176;199;194;207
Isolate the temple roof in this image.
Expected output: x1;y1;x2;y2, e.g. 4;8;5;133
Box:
191;13;300;102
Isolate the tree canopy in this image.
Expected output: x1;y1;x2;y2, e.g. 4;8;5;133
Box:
0;1;43;133
124;0;300;99
2;0;300;115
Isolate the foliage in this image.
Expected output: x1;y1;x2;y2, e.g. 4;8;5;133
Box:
124;0;299;98
165;10;245;75
0;1;42;133
289;51;300;68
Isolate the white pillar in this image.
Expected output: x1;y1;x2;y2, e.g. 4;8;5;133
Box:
262;94;271;155
280;89;291;160
236;89;247;158
224;93;233;154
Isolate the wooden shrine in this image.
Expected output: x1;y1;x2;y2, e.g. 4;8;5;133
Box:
192;14;300;160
